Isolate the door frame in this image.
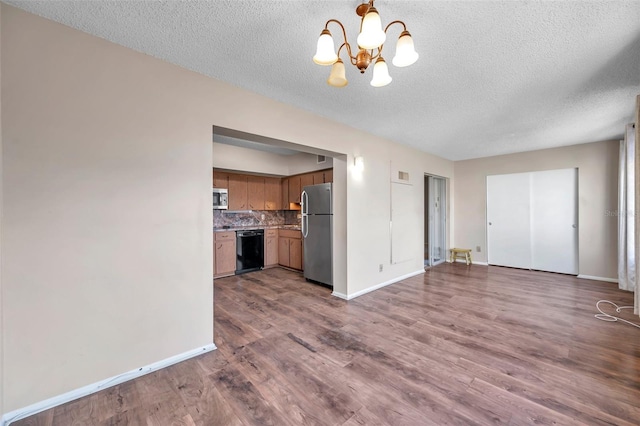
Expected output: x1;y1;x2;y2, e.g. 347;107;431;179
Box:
424;174;447;268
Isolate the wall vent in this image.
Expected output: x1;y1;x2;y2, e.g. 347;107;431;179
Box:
398;171;410;181
317;155;326;164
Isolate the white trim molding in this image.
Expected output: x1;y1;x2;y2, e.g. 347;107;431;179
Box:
448;259;489;266
332;269;425;300
577;274;619;284
2;344;217;426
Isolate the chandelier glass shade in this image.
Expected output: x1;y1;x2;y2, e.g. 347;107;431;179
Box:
313;0;418;88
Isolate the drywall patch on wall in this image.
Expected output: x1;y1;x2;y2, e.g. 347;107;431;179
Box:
391;181;415;264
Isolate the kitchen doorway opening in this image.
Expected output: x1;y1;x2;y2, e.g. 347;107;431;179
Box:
211;125;348;298
424;175;447;268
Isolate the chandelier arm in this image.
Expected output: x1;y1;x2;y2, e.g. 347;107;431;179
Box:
325;19;358;61
383;20;407;34
369;47;382;62
337;42;357;65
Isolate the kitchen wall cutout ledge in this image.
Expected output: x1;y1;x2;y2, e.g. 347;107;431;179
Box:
332;269;425;300
1;344;217;426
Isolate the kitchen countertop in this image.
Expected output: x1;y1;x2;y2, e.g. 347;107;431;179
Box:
214;225;301;232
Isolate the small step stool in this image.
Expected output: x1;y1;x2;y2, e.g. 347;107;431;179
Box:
449;248;472;265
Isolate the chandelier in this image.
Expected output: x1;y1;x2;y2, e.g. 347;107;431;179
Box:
313;0;419;88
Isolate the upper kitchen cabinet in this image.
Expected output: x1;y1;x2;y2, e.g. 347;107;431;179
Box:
213;170;229;189
247;176;265;210
264;177;281;210
281;178;290;208
310;169;333;185
228;173;248;210
300;173;314;192
324;169;333;183
289;176;301;204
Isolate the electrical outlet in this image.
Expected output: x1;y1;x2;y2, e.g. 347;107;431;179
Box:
476;246;481;252
261;214;265;220
379;264;383;272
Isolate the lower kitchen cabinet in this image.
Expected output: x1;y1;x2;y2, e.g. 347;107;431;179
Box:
214;231;236;278
289;238;302;270
278;229;303;270
264;229;278;267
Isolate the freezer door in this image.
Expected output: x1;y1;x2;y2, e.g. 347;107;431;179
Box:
303;215;333;286
302;183;332;215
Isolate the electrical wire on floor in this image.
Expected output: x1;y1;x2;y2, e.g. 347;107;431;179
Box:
595;300;640;329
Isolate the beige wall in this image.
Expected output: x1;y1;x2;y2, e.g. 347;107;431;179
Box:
212;142;334;177
212;142;290;175
1;4;453;413
286;152;334;176
636;95;639;316
0;2;4;416
2;4;217;412
453;140;619;279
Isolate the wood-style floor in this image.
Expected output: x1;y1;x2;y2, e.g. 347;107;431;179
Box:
14;264;640;425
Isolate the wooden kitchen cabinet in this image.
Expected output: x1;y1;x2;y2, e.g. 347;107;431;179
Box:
281;178;290;209
264;177;281;210
247;176;265;210
219;169;330;211
289;238;302;270
324;169;333;183
300;173;314;193
278;229;303;270
264;229;279;267
213;170;229;189
228;173;248;210
289;176;301;204
312;169;333;184
312;171;325;185
214;231;236;278
278;237;290;268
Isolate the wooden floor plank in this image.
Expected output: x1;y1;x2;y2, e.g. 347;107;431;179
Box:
13;264;640;425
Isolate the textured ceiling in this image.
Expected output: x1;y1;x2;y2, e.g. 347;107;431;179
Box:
7;0;640;161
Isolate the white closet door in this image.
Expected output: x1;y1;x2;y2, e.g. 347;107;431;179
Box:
530;169;578;274
487;172;532;269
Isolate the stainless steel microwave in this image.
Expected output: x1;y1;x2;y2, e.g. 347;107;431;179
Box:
213;188;228;210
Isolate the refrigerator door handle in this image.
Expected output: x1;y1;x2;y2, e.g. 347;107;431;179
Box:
302;215;308;238
301;190;309;238
301;190;308;215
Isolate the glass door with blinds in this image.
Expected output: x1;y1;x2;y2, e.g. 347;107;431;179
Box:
425;175;447;267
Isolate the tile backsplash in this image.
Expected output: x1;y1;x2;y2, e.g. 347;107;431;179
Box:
214;210;300;228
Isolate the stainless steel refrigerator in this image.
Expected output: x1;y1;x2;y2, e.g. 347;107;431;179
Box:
301;183;333;286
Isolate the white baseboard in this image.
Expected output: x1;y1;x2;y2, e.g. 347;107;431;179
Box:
332;269;425;300
447;259;488;266
331;291;348;300
577;274;618;284
2;343;217;426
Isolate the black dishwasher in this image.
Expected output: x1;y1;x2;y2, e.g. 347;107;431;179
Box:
236;229;264;274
